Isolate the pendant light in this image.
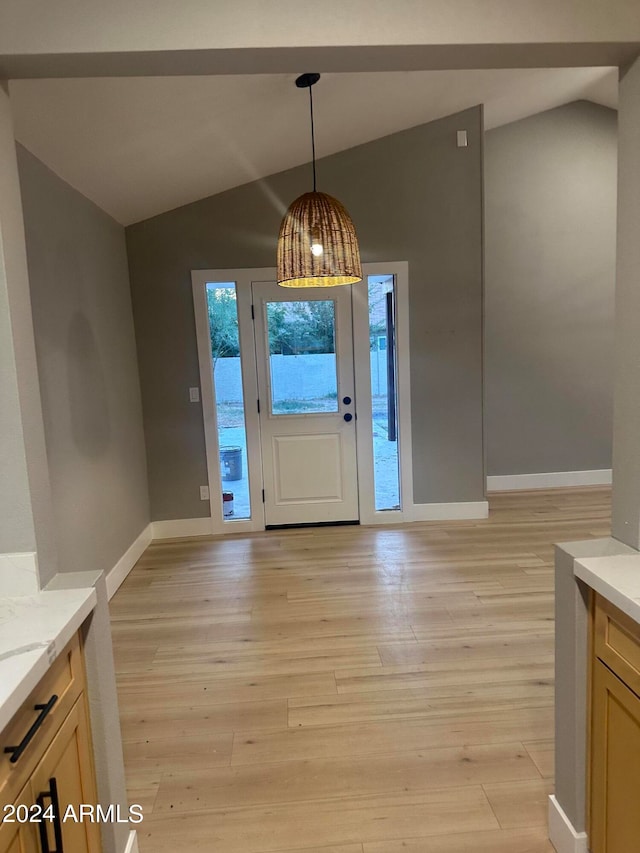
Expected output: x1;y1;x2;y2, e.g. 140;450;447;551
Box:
277;73;362;288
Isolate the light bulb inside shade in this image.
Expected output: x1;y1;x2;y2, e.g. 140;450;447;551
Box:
310;242;324;257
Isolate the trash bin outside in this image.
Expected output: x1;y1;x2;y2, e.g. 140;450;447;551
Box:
222;491;234;517
220;446;243;481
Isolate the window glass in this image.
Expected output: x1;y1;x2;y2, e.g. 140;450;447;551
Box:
206;282;251;520
266;300;339;416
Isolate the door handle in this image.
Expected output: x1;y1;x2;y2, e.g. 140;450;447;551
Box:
343;413;353;422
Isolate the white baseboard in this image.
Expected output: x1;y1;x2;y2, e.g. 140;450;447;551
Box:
548;796;588;853
106;525;153;600
0;551;39;595
409;501;489;522
123;830;139;853
151;517;212;540
487;469;612;492
106;518;213;597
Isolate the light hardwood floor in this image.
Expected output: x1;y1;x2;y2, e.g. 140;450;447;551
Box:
110;487;611;852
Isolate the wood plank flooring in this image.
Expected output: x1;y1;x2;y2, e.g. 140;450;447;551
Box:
110;487;611;852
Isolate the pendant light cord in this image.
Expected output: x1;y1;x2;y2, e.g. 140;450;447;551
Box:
309;84;317;192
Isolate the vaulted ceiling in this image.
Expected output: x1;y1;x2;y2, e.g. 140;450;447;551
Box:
10;66;617;225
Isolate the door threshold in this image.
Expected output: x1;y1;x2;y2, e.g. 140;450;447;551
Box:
265;520;360;530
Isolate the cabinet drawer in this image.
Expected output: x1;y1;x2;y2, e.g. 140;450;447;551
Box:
0;633;84;805
593;593;640;697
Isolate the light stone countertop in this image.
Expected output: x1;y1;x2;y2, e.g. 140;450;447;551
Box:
574;553;640;625
0;586;97;733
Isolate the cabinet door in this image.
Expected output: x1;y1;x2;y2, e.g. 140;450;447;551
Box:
590;660;640;853
30;698;101;853
0;633;84;809
0;784;39;853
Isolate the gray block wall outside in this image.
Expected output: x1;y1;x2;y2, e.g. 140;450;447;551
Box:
213;352;391;404
554;536;637;832
126;107;485;521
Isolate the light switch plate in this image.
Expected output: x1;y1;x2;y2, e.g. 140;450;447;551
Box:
200;485;210;501
457;130;468;148
189;387;200;403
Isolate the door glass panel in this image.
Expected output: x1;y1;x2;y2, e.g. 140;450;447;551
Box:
206;281;251;520
368;275;401;510
266;300;339;415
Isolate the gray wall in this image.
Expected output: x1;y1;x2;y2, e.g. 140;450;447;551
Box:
0;127;34;553
484;101;617;477
0;87;59;579
17;146;150;576
612;57;640;549
552;65;640;838
126;107;485;520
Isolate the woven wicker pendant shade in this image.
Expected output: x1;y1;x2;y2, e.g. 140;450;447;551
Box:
277;191;362;288
277;72;362;288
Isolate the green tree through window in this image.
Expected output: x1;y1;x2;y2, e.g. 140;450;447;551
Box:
207;287;240;367
267;301;335;355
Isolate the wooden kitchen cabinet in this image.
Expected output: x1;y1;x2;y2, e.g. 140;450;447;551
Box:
0;784;38;853
0;633;101;853
590;593;640;853
30;698;101;853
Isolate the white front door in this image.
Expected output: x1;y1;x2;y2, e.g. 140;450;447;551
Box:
252;280;359;526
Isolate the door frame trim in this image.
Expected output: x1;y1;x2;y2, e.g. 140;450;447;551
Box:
192;263;413;533
251;278;359;527
352;261;413;525
192;269;266;534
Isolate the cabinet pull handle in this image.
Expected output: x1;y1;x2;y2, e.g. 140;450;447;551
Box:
36;792;51;853
3;694;58;764
36;777;64;853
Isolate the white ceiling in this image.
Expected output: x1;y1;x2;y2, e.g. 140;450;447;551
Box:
10;67;617;226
